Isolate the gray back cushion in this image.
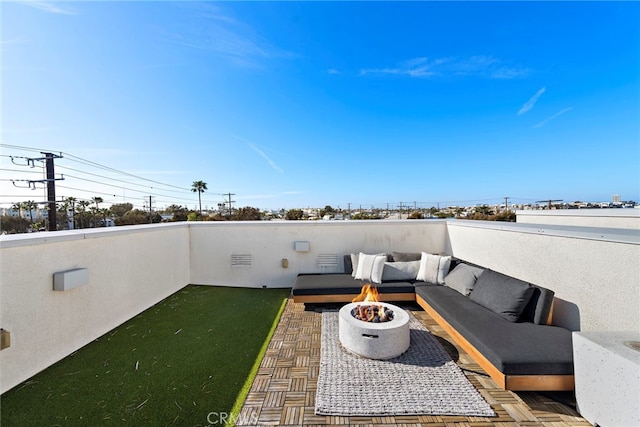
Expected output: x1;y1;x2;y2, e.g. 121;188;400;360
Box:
382;261;421;281
469;270;534;322
444;263;484;296
344;254;354;274
391;251;422;262
519;285;555;325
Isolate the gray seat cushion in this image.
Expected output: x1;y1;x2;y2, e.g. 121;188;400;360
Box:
292;274;415;296
415;285;573;375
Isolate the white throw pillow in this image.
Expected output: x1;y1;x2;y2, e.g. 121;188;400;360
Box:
350;253;359;277
416;252;440;283
354;253;387;284
437;256;452;285
351;252;384;277
417;252;451;285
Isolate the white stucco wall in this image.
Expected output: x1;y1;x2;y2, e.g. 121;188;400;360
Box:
517;209;640;229
446;220;640;333
0;223;190;394
2;218;639;394
188;220;448;287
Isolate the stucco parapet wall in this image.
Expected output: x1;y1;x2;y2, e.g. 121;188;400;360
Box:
1;219;447;249
517;209;640;219
446;219;640;245
186;218;447;227
0;222;188;249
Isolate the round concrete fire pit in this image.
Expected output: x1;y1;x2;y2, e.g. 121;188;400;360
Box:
339;302;410;360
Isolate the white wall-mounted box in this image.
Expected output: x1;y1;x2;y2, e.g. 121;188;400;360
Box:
53;268;89;291
294;241;310;252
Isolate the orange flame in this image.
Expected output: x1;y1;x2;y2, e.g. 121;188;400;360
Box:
352;284;380;303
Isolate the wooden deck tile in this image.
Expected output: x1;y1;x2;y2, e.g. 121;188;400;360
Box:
235;298;588;426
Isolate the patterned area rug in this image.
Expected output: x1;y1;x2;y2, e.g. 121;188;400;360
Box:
315;310;496;417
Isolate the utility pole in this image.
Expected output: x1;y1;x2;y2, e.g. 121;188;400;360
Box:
10;152;64;231
223;193;235;219
504;196;510;212
43;153;61;231
148;195;154;223
398;202;404;219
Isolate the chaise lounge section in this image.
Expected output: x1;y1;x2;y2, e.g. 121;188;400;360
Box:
292;251;575;391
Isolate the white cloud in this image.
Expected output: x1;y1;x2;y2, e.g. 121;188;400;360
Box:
327;69;340;75
128;170;189;176
532;107;573;128
0;38;28;45
231;134;283;173
518;87;546;115
238;190;302;200
360;56;437;77
360;55;527;79
1;126;58;133
21;1;77;15
165;3;293;68
247;143;283;173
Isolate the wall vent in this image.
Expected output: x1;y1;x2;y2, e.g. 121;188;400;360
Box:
317;254;338;268
231;254;252;267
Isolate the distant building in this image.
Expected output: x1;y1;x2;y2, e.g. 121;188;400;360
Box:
612;194;621;204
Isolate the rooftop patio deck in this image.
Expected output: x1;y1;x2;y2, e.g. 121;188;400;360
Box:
236;298;590;426
2;213;638;423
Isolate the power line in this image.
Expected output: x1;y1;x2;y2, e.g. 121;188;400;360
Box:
2;144;195;194
55;164;189;195
1;145;211;209
61;152;191;192
0;144;54;154
61;173;196;202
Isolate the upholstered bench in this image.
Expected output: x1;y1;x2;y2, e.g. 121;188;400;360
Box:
415;268;574;391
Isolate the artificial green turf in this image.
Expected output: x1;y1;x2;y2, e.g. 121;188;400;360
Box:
0;285;289;426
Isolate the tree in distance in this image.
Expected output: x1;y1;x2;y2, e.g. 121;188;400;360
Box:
285;209;304;220
191;181;208;221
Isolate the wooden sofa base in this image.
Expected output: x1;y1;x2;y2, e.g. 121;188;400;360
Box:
415;294;574;391
293;292;416;304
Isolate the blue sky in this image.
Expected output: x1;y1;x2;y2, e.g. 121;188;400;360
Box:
2;1;639;211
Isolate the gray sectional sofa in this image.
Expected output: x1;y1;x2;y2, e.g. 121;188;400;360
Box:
292;252;574;391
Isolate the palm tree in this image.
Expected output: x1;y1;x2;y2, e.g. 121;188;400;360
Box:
66;197;77;229
11;202;23;219
191;180;208;220
24;200;37;224
56;200;69;230
89;206;99;227
92;196;103;210
77;200;91;229
90;197;104;227
98;208;110;227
